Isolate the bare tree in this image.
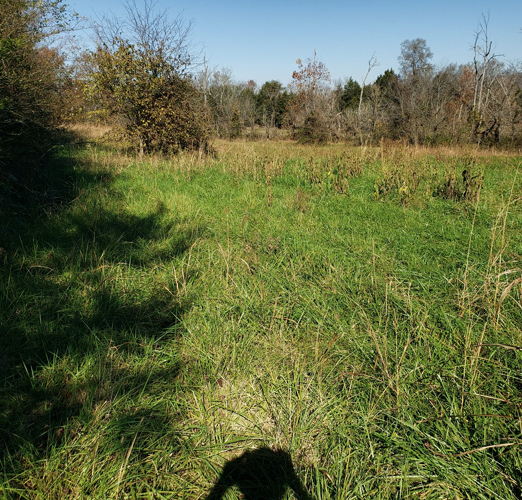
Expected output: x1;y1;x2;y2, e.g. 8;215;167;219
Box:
395;39;434;144
92;0;197;74
197;55;218;106
359;53;379;115
470;13;503;142
355;53;379;144
398;38;433;78
203;68;259;138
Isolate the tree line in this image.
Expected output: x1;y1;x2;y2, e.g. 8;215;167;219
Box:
1;0;521;185
203;32;522;148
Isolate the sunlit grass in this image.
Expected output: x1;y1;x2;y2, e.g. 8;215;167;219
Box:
1;139;522;498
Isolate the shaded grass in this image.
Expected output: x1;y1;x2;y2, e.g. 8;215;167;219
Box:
1;140;522;498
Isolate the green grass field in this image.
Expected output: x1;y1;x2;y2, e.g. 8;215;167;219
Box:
1;139;522;499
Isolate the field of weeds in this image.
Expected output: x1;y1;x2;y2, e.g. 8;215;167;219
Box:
1;138;522;499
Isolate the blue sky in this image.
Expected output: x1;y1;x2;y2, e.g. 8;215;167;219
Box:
69;0;521;86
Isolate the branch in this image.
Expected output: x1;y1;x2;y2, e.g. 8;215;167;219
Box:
359;53;379;116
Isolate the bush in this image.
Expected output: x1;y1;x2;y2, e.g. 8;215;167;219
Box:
295;112;330;144
87;2;211;154
0;0;71;181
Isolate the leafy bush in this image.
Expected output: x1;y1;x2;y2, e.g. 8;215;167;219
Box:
87;2;211;154
295;112;330;144
0;0;71;180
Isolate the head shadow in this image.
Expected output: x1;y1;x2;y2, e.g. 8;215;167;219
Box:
206;447;313;500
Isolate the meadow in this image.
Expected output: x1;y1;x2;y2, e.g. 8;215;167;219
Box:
1;136;522;499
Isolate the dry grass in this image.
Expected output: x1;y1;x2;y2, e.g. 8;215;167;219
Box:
66;123;113;141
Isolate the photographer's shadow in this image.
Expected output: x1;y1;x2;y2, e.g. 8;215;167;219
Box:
206;447;313;500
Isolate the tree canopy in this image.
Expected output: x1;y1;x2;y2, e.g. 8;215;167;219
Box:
398;38;434;78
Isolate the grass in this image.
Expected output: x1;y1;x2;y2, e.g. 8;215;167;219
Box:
1;137;522;498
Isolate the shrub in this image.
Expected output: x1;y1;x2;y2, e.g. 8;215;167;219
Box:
295;112;330;144
87;2;211;154
0;0;72;180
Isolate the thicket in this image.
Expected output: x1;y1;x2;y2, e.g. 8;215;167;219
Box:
0;0;212;192
0;0;72;183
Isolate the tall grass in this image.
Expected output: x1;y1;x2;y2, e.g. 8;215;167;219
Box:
1;138;521;498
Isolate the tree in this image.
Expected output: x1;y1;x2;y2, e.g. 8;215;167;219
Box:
258;80;285;138
0;0;75;177
87;0;210;154
288;51;331;117
348;54;380;144
375;69;397;91
469;14;503;142
340;78;362;110
395;39;435;144
240;82;257;137
358;54;379;115
398;38;433;78
288;51;332;142
204;68;242;138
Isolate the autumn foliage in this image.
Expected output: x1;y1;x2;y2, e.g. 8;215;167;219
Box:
0;0;71;178
88;39;210;154
287;53;333;143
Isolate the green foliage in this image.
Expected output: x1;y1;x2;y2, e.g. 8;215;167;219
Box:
375;68;397;91
374;155;486;206
295;111;329;144
257;80;290;128
229;105;241;138
0;0;71;178
258;80;283;105
88;38;210;154
340;77;362;109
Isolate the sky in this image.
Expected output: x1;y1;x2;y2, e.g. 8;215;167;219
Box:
68;0;522;87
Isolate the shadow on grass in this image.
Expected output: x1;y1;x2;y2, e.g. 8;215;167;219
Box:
0;146;196;466
206;447;313;500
